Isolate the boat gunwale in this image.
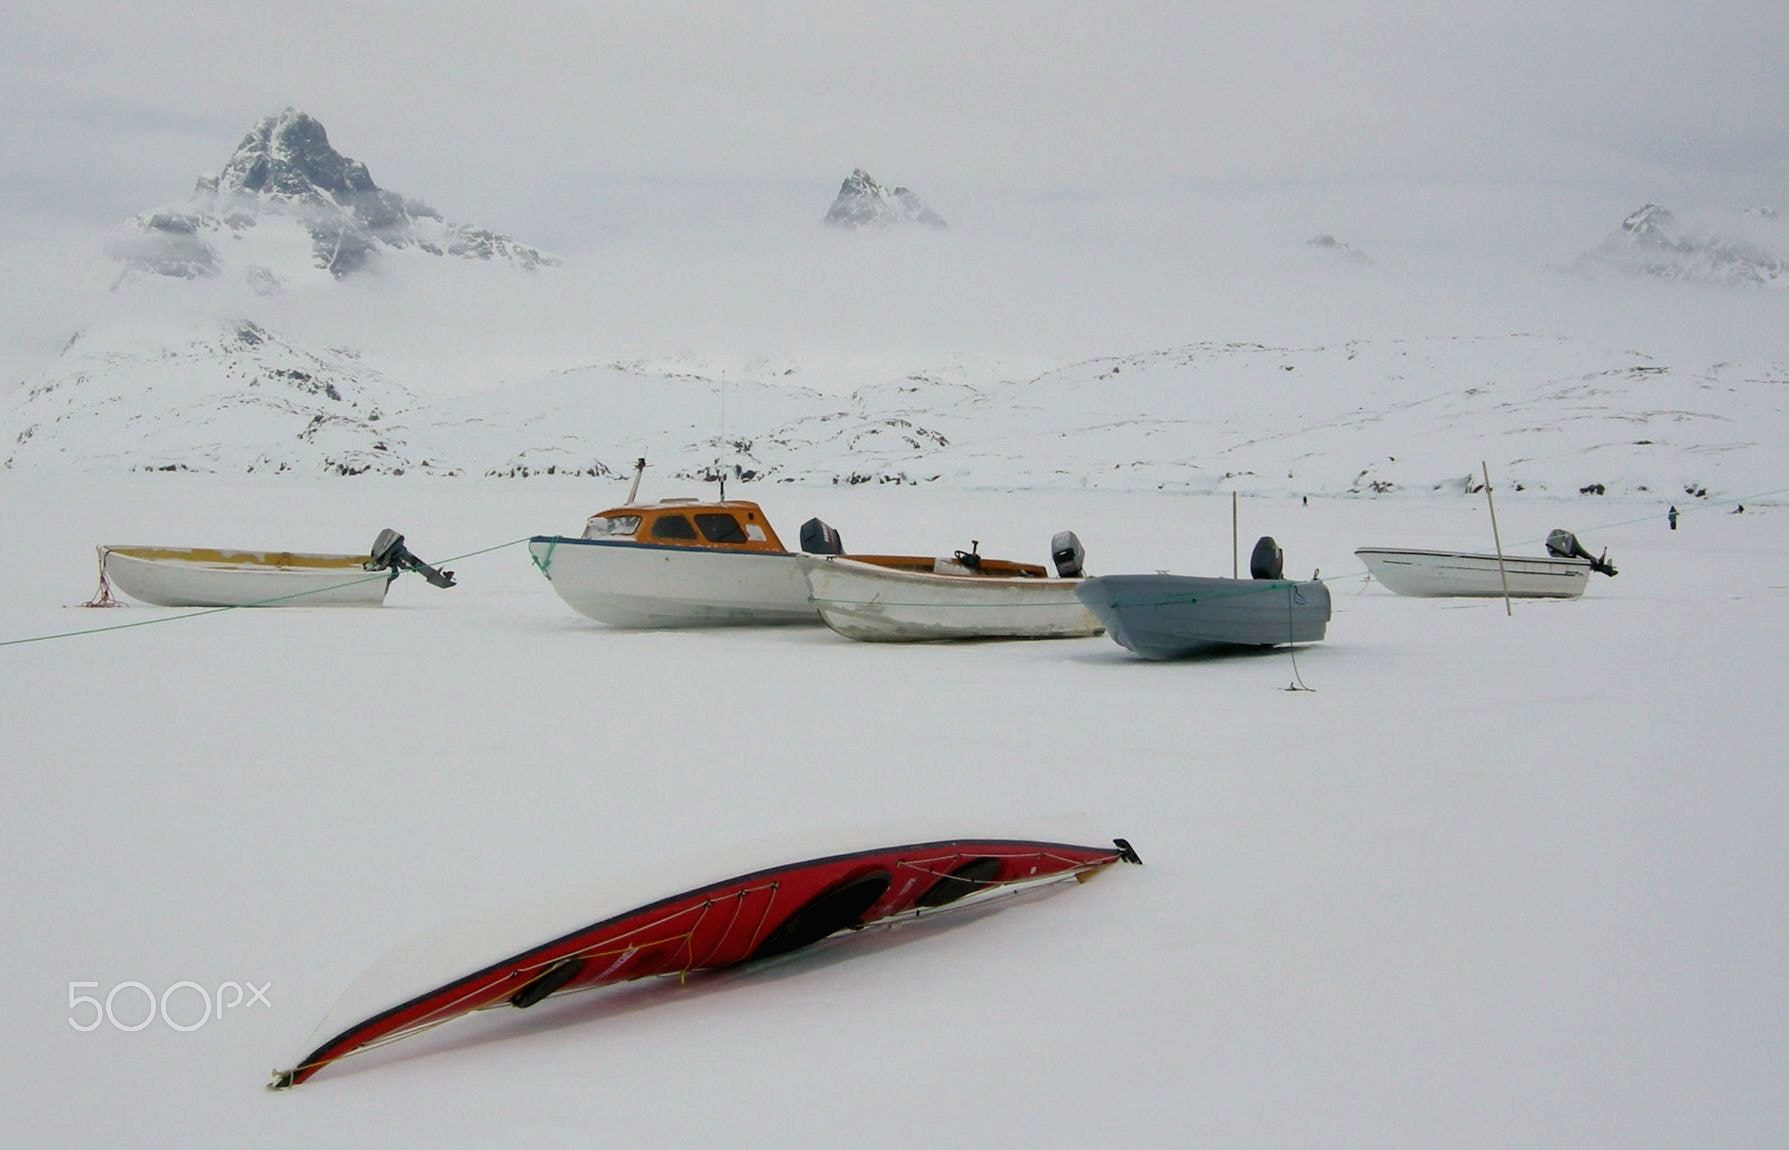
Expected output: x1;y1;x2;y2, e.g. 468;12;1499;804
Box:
530;537;1049;576
1353;546;1591;569
102;546;372;571
529;534;797;561
799;554;1064;588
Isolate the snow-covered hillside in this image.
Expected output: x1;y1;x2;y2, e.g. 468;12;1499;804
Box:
8;330;1786;503
1;319;430;476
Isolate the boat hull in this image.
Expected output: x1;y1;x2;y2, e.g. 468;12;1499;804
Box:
274;825;1138;1087
1075;574;1331;660
529;536;818;627
1354;548;1590;598
799;555;1102;642
101;546;388;608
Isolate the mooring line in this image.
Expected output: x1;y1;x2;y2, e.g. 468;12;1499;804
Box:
0;536;531;650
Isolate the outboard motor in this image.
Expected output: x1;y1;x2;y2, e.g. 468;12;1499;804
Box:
367;529;457;588
1051;530;1086;579
799;517;844;555
1249;536;1284;580
1545;528;1617;577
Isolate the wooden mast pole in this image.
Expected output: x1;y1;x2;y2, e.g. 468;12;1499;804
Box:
1482;460;1513;617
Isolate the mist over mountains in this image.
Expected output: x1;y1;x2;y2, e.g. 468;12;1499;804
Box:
3;110;1787;504
110;108;555;286
822;169;947;230
1572;203;1789;287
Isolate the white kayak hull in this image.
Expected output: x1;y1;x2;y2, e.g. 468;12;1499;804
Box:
1355;547;1591;598
529;537;818;627
101;546;389;607
798;555;1102;642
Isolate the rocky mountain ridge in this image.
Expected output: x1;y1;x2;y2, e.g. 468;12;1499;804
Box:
1576;203;1787;287
112;109;556;284
822;169;947;229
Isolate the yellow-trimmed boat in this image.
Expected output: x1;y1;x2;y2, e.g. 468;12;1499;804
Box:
97;530;455;608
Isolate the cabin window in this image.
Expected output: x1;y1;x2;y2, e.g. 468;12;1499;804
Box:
650;514;697;540
694;513;749;544
745;523;767;542
582;514;640;540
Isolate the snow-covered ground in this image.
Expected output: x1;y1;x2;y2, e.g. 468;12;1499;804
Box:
4;475;1785;1146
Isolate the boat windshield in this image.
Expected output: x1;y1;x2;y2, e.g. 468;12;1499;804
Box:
583;514;641;540
694;513;749;544
650;515;698;540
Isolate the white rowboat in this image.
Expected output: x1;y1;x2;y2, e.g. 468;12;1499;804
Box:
99;546;391;607
798;555;1102;642
1354;547;1591;599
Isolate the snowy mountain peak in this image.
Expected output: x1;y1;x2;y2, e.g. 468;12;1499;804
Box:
823;169;947;230
1619;203;1676;239
1576;203;1787;288
213;108;376;201
112;109;557;281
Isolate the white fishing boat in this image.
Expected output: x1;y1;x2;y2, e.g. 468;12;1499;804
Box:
529;500;816;627
798;553;1102;642
528;492;1055;629
1355;530;1617;599
96;531;456;608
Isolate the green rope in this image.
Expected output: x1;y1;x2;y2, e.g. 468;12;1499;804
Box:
530;538;559;575
1500;482;1789;552
1329;481;1789;592
0;536;532;650
9;477;1785;648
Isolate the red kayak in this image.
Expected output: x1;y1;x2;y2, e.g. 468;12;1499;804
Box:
272;831;1141;1087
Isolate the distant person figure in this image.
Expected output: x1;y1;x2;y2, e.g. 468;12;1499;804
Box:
1668;505;1679;530
1302;495;1308;508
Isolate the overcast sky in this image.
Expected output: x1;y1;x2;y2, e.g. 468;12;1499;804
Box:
4;1;1787;250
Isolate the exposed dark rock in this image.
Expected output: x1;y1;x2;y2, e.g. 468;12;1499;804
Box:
1307;233;1373;266
823;169;947;230
1576;203;1787;287
115;108;557;279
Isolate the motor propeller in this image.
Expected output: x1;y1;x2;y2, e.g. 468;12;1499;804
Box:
367;529;457;588
1545;528;1618;577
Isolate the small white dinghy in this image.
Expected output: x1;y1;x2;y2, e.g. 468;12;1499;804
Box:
798;543;1102;643
95;530;456;608
1356;529;1617;599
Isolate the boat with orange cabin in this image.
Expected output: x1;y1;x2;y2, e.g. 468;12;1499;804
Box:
527;468;1054;628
